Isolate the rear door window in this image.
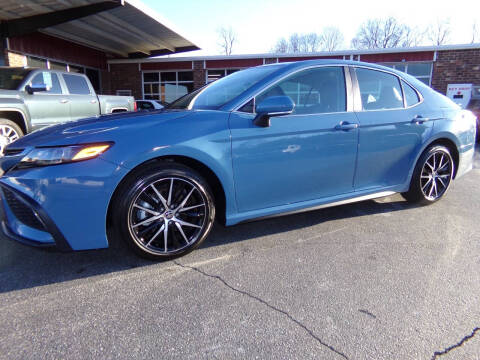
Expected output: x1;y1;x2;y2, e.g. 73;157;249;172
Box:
63;74;91;95
355;68;403;110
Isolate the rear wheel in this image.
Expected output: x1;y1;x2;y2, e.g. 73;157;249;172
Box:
0;119;23;155
112;163;215;260
401;145;454;205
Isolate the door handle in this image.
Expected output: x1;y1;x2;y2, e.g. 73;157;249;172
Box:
335;122;358;131
90;99;97;104
60;99;69;104
411;115;429;124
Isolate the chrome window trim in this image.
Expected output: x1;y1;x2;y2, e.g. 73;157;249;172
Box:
233;64;350;115
351;65;424;112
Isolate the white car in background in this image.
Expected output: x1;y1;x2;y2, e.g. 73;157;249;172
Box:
135;99;167;111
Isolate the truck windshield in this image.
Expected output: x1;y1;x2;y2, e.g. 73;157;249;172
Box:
0;68;31;90
167;65;284;110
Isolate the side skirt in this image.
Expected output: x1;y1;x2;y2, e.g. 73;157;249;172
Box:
230;190;397;225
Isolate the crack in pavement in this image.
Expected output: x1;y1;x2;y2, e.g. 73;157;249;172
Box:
174;261;349;359
431;327;479;360
358;309;376;319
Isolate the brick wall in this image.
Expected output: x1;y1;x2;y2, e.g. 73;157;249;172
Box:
431;49;480;94
193;60;205;89
6;51;26;67
108;63;142;98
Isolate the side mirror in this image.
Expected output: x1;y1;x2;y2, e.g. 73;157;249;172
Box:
253;95;295;127
25;84;49;95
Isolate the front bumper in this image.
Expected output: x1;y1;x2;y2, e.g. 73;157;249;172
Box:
0;183;71;251
0;157;128;251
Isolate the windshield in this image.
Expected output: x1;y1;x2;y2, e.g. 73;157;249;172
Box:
168;65;283;110
0;68;31;90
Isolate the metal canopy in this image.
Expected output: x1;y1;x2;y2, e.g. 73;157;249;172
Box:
0;0;200;58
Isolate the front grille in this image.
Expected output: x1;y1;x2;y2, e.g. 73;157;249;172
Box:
2;188;46;230
3;148;24;156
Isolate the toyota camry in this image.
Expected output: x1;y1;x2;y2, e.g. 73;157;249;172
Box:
0;60;476;259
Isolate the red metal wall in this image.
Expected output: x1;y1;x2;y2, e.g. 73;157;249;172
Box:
141;61;192;70
8;32;108;69
206;58;263;68
360;51;434;63
278;55;344;62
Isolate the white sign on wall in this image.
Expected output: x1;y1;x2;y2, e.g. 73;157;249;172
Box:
446;84;472;109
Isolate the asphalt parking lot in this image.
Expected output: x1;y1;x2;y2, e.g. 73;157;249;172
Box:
0;151;479;360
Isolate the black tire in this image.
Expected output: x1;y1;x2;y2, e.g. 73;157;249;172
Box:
401;145;454;205
111;162;215;260
0;119;23;155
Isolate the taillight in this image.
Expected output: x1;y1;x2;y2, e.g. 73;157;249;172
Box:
134;101;138;111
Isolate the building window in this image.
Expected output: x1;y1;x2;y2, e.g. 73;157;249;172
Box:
383;62;432;86
50;61;67;71
27;56;48;69
206;68;241;83
143;71;194;103
69;65;85;73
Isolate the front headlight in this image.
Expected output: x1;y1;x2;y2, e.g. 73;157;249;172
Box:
17;143;113;168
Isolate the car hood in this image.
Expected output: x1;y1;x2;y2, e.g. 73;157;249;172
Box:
0;89;22;98
9;109;192;148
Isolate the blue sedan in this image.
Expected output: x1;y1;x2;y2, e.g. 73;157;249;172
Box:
0;60;476;259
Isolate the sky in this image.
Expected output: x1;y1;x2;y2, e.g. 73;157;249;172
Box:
144;0;480;56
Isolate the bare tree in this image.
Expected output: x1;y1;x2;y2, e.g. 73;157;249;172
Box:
298;34;310;52
306;32;321;52
401;26;425;47
472;21;479;43
320;27;344;51
289;33;301;53
351;17;410;49
427;19;451;46
217;26;236;55
273;37;289;53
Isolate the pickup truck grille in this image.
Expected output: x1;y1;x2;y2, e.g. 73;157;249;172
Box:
3;188;46;231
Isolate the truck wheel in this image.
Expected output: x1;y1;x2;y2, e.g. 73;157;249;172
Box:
0;119;23;155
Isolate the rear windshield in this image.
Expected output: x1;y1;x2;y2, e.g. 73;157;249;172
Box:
0;68;31;90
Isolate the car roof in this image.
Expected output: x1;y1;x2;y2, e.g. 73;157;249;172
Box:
259;59;429;91
267;59;399;73
219;59;431;111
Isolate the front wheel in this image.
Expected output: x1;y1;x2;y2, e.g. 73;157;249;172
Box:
112;163;215;260
401;145;454;205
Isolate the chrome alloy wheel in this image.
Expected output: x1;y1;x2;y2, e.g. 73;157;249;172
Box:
0;125;20;155
127;177;208;255
420;150;453;201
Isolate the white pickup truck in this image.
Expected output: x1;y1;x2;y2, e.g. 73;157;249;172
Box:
0;67;135;153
